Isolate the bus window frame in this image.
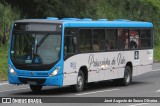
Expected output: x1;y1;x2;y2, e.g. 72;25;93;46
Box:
64;27;153;55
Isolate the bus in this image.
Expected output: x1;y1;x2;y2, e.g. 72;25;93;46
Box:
8;17;153;92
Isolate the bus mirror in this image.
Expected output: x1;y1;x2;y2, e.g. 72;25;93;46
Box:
73;37;77;45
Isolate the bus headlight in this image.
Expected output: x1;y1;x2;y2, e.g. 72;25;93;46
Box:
9;67;16;75
49;67;60;77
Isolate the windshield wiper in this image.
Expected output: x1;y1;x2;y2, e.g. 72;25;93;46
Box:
36;33;49;48
35;33;49;54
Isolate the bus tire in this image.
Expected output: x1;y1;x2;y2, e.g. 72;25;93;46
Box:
29;85;42;92
121;66;132;86
73;70;85;92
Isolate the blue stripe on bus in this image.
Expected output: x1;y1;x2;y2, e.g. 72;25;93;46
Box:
63;21;153;28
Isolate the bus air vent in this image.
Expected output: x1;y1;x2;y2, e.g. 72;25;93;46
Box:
82;18;92;21
47;17;58;20
61;18;81;21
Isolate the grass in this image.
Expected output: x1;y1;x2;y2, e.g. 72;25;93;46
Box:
154;44;160;62
0;44;8;81
0;44;160;81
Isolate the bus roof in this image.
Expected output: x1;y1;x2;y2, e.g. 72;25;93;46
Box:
15;18;153;28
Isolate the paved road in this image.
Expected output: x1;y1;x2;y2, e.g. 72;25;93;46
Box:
0;63;160;106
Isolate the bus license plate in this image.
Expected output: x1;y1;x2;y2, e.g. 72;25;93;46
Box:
27;81;37;85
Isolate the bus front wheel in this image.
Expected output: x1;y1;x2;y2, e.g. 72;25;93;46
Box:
29;85;43;92
72;70;85;92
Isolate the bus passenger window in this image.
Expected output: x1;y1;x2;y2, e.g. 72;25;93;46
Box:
79;29;92;52
106;29;117;50
93;29;105;51
140;29;151;48
129;29;140;49
117;29;129;49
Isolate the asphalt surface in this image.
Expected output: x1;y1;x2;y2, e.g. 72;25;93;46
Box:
0;63;160;106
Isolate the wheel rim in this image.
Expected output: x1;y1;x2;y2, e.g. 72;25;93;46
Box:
77;75;83;88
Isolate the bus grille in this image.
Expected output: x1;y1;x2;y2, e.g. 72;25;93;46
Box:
18;77;46;84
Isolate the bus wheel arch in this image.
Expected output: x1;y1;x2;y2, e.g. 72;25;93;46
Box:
126;62;133;76
79;66;88;84
72;66;88;92
115;62;133;86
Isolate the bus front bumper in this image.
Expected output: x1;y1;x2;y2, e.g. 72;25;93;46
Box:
8;74;63;86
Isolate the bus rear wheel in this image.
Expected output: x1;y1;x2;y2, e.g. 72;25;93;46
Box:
121;66;132;86
29;85;43;92
73;70;85;92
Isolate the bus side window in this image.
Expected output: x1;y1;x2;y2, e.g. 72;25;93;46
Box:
129;29;140;49
106;29;117;50
140;29;151;48
93;29;105;51
64;28;77;56
117;29;129;49
79;29;92;52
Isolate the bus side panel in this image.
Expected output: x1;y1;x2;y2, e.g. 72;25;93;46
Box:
132;66;137;76
63;52;121;85
63;49;153;86
118;67;125;78
63;53;101;86
120;49;153;77
63;73;77;86
136;49;153;76
63;54;90;86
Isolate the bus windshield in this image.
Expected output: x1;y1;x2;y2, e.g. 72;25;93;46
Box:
10;32;61;69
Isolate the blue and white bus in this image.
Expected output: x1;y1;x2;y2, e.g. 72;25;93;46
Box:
8;18;153;92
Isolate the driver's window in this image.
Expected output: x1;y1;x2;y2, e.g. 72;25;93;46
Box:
65;36;75;54
64;28;77;56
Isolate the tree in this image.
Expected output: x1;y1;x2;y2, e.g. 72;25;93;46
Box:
0;2;20;45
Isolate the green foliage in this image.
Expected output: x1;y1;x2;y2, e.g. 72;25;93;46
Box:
154;44;160;62
4;0;98;18
0;2;20;46
0;2;20;80
0;44;8;81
